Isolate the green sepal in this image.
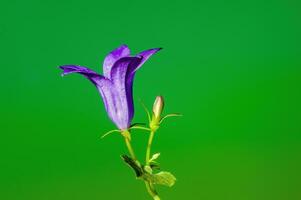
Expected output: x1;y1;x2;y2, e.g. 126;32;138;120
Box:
159;113;182;124
101;129;120;139
139;99;151;123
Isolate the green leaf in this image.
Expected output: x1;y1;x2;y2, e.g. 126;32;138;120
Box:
150;153;160;162
121;155;143;177
144;171;176;187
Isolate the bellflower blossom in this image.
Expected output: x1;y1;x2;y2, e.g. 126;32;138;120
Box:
60;45;161;130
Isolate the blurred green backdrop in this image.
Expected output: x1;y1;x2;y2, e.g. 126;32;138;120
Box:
0;0;300;199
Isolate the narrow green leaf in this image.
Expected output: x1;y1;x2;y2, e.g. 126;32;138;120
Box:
150;153;160;162
121;155;143;177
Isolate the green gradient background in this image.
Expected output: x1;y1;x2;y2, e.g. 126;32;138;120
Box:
1;0;300;199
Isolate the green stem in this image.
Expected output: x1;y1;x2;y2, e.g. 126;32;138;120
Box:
145;130;160;200
146;130;155;164
122;130;160;200
145;181;160;200
123;131;136;160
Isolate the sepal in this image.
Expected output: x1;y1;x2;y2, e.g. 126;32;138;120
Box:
159;113;182;124
101;129;120;139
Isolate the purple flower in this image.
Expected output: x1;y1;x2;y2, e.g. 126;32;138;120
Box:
60;45;161;130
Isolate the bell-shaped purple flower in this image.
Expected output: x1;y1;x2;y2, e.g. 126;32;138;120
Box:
60;45;161;130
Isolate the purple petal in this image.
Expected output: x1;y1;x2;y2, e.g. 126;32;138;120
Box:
59;65;123;129
109;57;142;129
95;81;125;129
133;48;162;73
124;48;161;120
59;46;161;130
59;65;106;86
103;44;130;78
125;48;162;101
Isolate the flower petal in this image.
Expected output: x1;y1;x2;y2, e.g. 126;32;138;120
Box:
96;80;126;129
59;47;161;130
59;65;105;86
110;57;142;129
124;48;161;120
59;65;125;129
133;48;162;73
103;44;130;78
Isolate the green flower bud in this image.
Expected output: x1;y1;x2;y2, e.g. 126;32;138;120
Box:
152;96;164;120
150;96;164;131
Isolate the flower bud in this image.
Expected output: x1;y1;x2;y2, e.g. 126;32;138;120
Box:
152;96;164;120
